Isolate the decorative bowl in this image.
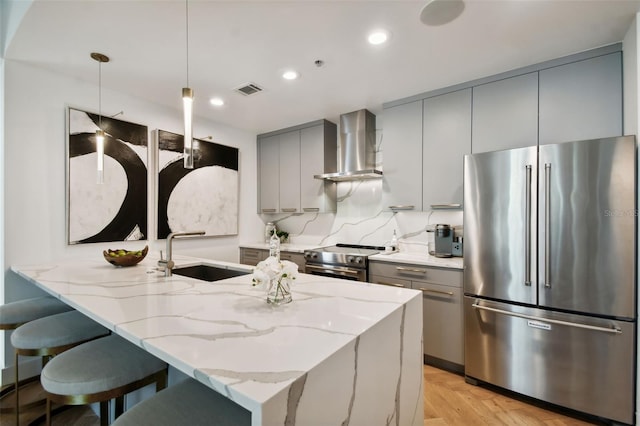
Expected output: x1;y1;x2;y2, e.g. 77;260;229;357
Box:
103;245;149;267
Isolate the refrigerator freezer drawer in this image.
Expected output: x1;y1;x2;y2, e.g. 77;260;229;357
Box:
464;297;635;425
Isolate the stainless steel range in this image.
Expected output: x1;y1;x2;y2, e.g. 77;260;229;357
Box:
304;244;384;282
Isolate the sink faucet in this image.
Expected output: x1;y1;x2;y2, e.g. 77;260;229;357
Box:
158;230;206;277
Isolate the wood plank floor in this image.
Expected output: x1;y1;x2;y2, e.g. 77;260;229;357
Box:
1;365;600;425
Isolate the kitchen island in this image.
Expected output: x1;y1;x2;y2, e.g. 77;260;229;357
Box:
11;255;424;426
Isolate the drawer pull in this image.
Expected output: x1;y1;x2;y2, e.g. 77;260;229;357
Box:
281;208;298;212
261;208;276;213
377;281;406;288
396;266;427;274
419;288;453;296
303;207;320;212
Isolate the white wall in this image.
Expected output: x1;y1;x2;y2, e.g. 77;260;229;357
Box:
622;12;639;425
2;59;262;367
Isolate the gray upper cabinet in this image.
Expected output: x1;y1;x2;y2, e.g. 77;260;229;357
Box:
300;122;337;213
258;135;280;213
278;131;301;213
258;120;337;214
382;100;423;211
539;52;622;145
472;72;539;153
422;89;471;208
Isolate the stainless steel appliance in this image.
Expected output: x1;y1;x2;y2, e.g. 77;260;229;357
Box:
463;135;636;425
304;244;384;281
434;224;453;257
314;109;382;181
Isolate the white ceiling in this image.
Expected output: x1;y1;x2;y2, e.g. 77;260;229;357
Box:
6;0;640;134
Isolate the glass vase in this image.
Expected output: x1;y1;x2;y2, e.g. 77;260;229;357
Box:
267;277;292;305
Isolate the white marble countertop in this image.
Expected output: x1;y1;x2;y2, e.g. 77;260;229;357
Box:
370;251;464;270
11;255;423;426
239;243;322;253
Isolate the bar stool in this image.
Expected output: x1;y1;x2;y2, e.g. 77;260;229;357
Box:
111;378;251;426
0;297;74;415
11;309;110;424
40;334;168;426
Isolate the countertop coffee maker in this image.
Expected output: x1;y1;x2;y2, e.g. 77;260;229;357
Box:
431;224;463;258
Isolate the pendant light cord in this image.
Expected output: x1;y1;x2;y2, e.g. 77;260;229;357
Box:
185;0;190;88
98;60;102;129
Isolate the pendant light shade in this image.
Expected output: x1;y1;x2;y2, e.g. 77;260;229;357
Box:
91;52;109;184
95;129;105;183
183;87;194;169
182;0;194;169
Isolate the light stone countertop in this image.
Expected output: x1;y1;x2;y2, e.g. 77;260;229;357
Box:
11;254;423;426
370;251;464;270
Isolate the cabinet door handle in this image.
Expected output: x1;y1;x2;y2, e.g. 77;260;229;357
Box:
418;288;453;296
262;208;276;213
389;205;415;211
396;266;426;274
377;281;406;288
281;208;298;212
303;207;320;212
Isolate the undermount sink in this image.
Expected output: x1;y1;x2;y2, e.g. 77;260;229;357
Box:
172;264;250;282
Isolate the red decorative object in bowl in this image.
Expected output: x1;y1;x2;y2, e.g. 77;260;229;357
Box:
103;246;149;267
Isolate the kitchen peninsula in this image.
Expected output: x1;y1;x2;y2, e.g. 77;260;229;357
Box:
11;255;423;426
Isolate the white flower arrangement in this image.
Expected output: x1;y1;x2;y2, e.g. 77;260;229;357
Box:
252;256;298;304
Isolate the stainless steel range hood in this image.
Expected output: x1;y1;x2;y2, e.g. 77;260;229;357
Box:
315;109;382;181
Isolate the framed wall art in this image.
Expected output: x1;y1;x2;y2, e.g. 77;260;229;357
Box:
156;130;239;239
67;107;148;244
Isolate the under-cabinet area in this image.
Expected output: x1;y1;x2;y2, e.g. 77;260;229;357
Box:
369;260;464;373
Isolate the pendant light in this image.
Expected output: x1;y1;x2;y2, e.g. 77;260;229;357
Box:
91;52;110;184
182;0;194;169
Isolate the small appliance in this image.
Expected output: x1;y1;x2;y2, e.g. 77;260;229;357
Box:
434;224;453;257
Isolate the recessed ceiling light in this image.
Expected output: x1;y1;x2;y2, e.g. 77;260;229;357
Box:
209;97;224;106
282;70;300;80
368;30;390;45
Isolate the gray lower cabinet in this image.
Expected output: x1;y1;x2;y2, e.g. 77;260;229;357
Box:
239;247;305;271
368;261;463;372
239;247;269;266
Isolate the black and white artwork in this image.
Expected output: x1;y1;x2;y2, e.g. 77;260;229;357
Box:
67;108;148;244
157;130;239;239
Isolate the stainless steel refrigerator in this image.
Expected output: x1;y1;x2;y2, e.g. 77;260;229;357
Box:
463;135;636;425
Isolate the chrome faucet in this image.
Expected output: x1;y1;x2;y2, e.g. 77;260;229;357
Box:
158;230;205;277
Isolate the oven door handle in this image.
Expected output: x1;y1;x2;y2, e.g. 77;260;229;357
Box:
305;264;362;277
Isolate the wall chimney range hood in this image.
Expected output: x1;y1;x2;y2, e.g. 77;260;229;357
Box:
315;109;382;181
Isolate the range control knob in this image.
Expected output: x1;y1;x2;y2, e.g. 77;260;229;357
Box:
355;257;363;264
347;256;355;263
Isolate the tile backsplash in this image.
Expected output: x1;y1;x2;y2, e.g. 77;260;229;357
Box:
263;180;462;252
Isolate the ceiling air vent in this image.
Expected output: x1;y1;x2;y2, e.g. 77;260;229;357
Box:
234;82;263;96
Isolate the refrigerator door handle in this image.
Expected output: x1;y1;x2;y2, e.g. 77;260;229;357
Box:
471;303;622;334
544;163;551;288
525;165;532;286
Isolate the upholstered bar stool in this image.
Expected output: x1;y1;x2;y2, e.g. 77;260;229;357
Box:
111;378;251;426
40;334;168;426
0;297;74;415
11;309;109;424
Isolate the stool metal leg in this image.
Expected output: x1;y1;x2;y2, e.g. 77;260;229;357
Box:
115;395;125;419
99;401;109;426
14;351;19;426
45;398;52;426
